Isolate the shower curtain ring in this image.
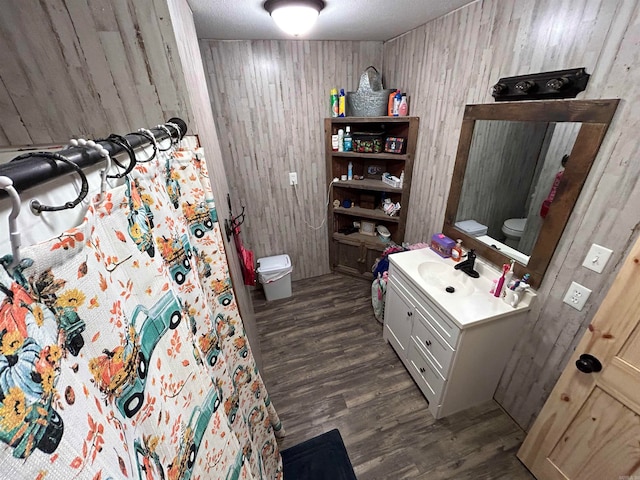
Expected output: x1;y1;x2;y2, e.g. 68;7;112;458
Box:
70;138;112;201
155;124;174;151
10;152;89;215
128;130;157;163
0;176;22;268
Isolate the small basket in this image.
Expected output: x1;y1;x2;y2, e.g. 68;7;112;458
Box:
381;173;401;188
346;66;394;117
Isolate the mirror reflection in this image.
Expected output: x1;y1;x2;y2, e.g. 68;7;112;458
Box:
443;99;619;288
454;121;580;265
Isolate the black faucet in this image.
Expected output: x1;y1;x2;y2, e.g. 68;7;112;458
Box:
454;249;480;278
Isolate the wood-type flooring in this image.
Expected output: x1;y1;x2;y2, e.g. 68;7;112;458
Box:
251;273;535;480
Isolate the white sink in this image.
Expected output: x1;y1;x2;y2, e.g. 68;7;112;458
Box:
417;261;475;297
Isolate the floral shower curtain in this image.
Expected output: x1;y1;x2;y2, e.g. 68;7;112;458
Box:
0;142;283;479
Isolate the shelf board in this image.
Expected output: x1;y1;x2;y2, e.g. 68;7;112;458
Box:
333;232;389;250
331;151;409;161
332;178;402;192
328;116;417;124
333;206;399;222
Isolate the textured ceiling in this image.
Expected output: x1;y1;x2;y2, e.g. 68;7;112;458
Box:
188;0;476;41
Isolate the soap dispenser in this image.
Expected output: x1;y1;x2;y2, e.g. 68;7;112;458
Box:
451;239;463;262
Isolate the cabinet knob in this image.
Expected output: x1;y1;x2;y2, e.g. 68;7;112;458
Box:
425;339;432;347
407;311;413;317
419;367;426;373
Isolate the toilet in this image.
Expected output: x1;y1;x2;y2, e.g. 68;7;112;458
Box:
501;218;527;248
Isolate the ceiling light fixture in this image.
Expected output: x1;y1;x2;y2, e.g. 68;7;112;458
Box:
264;0;325;37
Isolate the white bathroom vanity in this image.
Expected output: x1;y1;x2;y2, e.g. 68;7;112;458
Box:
383;247;536;419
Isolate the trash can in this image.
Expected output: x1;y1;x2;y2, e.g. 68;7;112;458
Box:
257;254;293;301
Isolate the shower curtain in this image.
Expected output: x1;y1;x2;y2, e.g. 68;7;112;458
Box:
0;142;283;479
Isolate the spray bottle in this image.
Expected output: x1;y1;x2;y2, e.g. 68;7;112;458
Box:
330;88;339;117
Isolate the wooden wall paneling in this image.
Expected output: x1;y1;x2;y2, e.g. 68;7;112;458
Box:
48;0;129;138
165;0;262;369
383;0;639;430
200;39;383;280
0;0;193;148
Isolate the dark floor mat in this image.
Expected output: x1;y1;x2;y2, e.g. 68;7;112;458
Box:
281;429;357;480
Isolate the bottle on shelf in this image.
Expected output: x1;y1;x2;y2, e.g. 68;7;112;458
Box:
399;94;408;116
392;91;402;116
330;88;339;117
343;126;353;152
337;129;344;152
388;91;397;116
347;161;353;181
339;89;346;117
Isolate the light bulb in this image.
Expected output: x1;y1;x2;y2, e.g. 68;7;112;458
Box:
270;5;319;36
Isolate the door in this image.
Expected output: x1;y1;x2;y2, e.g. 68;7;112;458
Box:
518;234;640;479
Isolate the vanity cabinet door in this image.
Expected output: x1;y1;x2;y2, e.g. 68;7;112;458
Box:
383;280;414;355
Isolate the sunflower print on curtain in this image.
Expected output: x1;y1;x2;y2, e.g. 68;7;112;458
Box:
128;146;284;478
0;145;282;479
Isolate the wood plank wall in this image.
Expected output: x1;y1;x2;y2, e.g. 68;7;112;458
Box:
165;0;262;369
383;0;640;430
0;0;193;146
199;40;383;280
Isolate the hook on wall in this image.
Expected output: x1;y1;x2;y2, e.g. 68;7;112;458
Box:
224;193;246;242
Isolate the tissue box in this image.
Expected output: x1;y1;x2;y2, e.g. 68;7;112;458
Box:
431;233;455;258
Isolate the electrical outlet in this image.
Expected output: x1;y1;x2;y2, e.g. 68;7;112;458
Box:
562;281;592;311
289;172;298;185
582;243;613;273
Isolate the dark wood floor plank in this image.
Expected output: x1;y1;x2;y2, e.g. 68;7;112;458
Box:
252;273;534;479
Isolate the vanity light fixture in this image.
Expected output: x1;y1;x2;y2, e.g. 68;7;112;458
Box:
264;0;325;37
491;68;590;101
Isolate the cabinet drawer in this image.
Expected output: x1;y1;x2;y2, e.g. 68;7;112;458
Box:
414;297;459;349
390;266;460;348
412;310;454;376
408;339;445;404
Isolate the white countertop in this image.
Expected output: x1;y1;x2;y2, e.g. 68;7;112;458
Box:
388;247;536;328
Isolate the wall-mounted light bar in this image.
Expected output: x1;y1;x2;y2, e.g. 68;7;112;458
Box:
491;68;590;102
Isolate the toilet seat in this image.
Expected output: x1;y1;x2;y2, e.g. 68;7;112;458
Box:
502;218;527;237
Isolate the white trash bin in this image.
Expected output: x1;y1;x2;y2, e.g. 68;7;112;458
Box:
257;254;293;301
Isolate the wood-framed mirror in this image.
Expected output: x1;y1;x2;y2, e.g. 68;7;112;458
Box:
443;99;619;289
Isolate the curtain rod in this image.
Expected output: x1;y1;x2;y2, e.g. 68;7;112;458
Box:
0;117;187;201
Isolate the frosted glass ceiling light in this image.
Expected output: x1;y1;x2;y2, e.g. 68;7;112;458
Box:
264;0;325;37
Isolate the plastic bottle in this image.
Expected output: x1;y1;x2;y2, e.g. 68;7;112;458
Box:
347;161;353;181
388;91;396;116
343;126;352;152
337;129;344;152
392;91;402;116
398;94;408;116
330;88;339;117
451;239;463;262
399;170;404;188
338;89;346;117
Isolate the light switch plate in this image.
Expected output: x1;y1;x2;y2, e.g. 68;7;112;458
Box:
582;243;613;273
563;281;592;311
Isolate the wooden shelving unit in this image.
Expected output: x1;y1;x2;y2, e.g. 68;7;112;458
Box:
325;116;419;279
